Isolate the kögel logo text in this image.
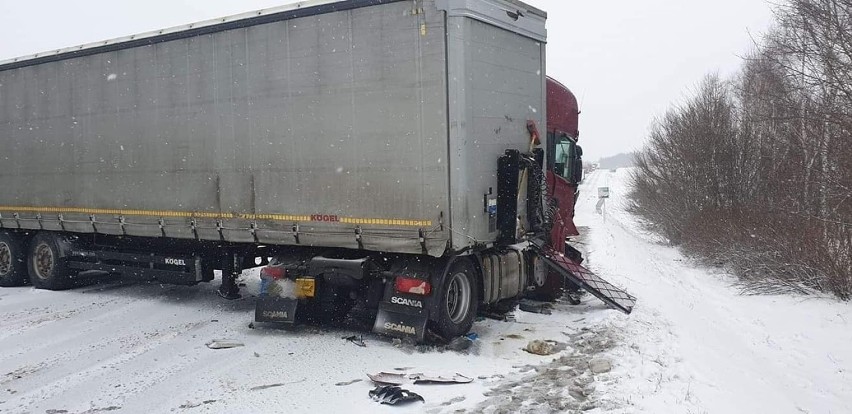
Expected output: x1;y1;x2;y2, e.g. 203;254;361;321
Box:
164;258;187;266
311;214;340;223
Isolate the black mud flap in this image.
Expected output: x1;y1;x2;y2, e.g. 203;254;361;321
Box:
372;302;428;343
532;242;637;314
255;296;299;324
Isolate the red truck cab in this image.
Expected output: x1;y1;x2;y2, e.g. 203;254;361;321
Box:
545;77;583;249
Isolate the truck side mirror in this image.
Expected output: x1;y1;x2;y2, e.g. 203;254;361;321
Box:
572;145;584;184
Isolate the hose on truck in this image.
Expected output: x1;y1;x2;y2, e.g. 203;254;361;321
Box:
520;152;553;236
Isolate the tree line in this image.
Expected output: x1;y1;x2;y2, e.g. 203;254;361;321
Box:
630;0;852;298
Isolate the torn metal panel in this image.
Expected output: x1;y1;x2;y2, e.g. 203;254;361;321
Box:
533;244;636;314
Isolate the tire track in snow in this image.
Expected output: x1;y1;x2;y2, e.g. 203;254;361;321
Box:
0;281;247;413
0;319;211;413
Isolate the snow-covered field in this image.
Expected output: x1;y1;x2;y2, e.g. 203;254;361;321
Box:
1;169;850;413
577;169;852;414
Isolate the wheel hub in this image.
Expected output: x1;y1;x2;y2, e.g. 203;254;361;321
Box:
0;242;11;276
34;243;54;280
446;272;472;324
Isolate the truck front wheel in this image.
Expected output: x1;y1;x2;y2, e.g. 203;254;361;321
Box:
431;260;478;340
27;232;76;290
0;231;28;287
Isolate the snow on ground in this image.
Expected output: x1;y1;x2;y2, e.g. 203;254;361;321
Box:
1;169;850;414
0;272;616;414
577;169;852;414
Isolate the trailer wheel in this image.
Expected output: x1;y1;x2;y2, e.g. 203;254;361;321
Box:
27;232;76;290
431;260;478;340
0;231;28;287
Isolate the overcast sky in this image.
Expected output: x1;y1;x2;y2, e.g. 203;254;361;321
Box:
0;0;775;160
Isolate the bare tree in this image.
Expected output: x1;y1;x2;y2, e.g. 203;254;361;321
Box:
631;0;851;298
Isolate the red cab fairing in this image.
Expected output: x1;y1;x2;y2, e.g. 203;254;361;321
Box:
545;77;581;244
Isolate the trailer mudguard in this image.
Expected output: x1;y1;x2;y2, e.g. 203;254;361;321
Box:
372;301;429;342
371;256;449;341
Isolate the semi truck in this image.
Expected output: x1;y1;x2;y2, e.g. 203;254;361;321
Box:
0;0;634;342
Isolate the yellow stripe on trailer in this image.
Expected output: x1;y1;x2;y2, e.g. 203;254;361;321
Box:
0;206;431;228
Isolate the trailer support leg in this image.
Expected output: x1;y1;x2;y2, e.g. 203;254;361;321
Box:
218;253;242;300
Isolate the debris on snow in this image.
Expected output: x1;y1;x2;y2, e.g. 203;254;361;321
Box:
482;310;516;322
519;299;553;315
367;372;473;386
446;335;474;352
342;335;366;347
368;372;407;385
205;339;245;350
335;379;363;386
588;358;612;374
524;339;565;356
178;400;217;409
250;378;306;391
368;386;424;405
476;316;619;412
410;373;473;385
249;383;286;391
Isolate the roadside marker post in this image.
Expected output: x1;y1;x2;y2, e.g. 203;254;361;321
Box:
597;187;610;221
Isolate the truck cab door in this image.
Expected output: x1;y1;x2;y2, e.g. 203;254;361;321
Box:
546;132;581;250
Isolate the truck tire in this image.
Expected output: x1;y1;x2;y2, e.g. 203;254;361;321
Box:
0;231;28;287
431;260;478;340
27;232;76;290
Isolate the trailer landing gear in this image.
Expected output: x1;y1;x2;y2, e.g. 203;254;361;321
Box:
218;254;242;300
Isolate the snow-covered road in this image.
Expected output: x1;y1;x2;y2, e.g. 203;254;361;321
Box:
1;169;850;414
577;169;852;414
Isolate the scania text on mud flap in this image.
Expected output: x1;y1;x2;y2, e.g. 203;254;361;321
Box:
0;0;634;343
391;296;424;309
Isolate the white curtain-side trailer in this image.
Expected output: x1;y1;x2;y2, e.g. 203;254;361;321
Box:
0;0;634;342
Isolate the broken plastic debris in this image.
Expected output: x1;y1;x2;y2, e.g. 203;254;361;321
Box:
206;339;245;350
368;372;473;385
369;386;424;405
342;335;366;347
410;373;474;384
368;372;407;385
